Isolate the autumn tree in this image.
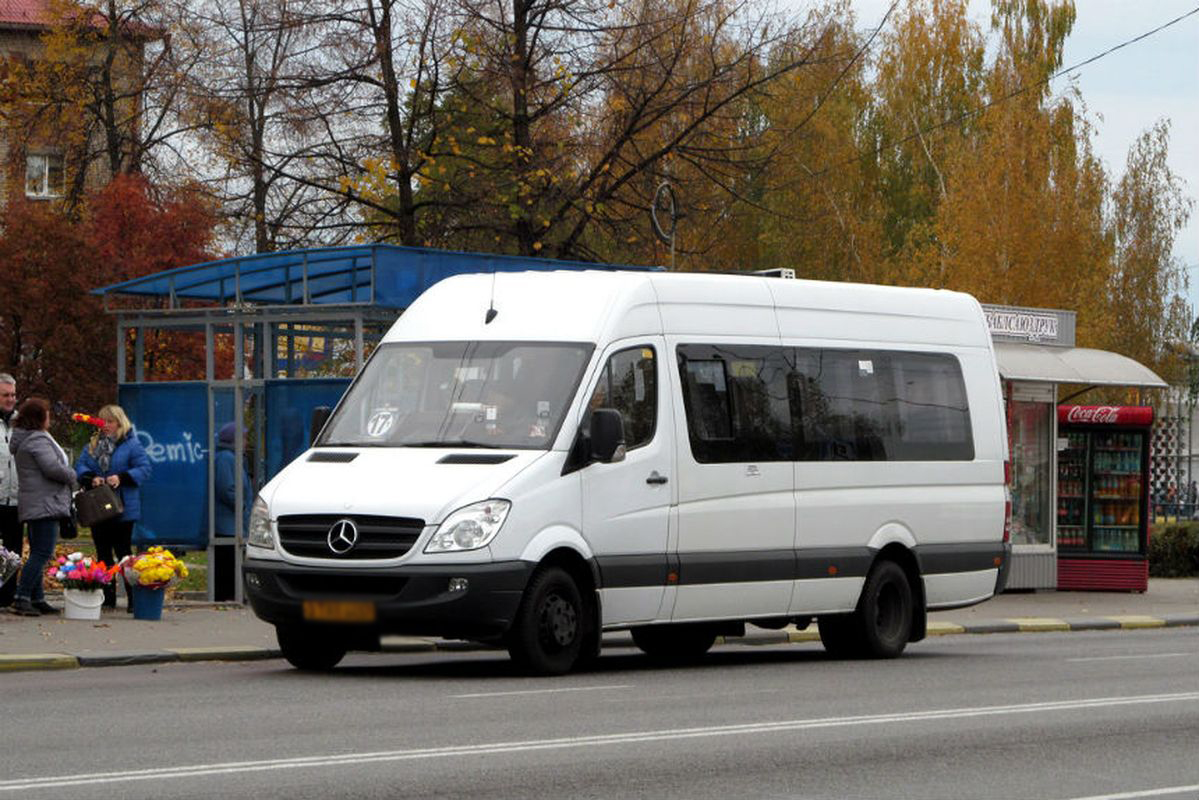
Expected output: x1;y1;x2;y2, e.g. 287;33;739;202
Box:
1104;120;1192;379
720;1;884;281
185;0;346;253
248;0;463;248
0;174;217;412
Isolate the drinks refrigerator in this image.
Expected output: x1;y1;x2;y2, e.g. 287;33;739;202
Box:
1056;405;1152;591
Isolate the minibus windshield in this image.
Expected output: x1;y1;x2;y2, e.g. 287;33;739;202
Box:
318;341;594;449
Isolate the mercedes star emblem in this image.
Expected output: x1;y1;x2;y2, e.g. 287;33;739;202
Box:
326;518;359;555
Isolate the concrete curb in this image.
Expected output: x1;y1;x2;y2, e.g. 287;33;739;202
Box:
0;614;1195;673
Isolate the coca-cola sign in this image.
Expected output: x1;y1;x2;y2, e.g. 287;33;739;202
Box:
1057;405;1154;426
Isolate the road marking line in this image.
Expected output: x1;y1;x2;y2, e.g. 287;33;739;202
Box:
2;691;1197;792
451;684;633;699
1067;653;1194;663
1058;784;1199;800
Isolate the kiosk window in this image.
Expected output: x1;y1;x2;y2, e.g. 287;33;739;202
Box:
589;346;657;449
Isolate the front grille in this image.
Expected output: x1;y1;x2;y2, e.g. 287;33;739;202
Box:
277;514;425;560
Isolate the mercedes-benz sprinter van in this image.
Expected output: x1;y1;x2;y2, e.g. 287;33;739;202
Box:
244;270;1010;674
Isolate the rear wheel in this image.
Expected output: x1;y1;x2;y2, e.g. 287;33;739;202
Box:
507;566;584;675
858;560;913;658
631;624;717;662
818;560;913;659
276;625;348;671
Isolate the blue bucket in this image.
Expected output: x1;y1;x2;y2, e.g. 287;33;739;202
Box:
132;586;166;620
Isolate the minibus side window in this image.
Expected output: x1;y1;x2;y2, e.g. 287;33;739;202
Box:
888;352;974;460
791;348;973;461
677;345;792;463
794;348;890;461
588;346;657;449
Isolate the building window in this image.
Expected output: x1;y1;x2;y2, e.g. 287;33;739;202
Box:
25;154;64;198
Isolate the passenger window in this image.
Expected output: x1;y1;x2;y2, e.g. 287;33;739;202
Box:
791;348;973;461
797;349;891;461
588;346;657;449
678;345;792;463
888;352;973;460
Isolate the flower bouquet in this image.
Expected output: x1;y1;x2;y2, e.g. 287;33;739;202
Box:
46;552;115;591
119;547;188;620
120;546;189;590
0;546;20;587
48;552;115;619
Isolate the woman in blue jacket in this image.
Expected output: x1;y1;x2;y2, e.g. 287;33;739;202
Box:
75;404;151;610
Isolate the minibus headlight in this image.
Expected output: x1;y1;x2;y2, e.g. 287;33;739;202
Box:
247;495;274;548
425;500;511;553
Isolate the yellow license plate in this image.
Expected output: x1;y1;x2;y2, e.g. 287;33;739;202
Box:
302;600;377;624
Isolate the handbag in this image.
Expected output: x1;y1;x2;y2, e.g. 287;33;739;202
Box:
74;483;125;528
59;510;78;540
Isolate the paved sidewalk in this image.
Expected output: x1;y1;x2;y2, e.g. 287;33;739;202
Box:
1;578;1196;672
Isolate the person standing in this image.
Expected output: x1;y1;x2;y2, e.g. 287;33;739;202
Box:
8;397;75;616
213;422;251;601
0;374;21;608
74;404;151;611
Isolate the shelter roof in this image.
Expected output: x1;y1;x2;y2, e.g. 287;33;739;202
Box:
92;244;656;312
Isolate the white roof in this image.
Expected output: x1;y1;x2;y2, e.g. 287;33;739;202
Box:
994;343;1167;387
388;270;990;348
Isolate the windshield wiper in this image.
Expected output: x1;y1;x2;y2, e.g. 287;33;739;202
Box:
401;440;511;449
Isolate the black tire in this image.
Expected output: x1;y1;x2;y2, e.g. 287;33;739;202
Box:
276;625;348;671
507;566;585;675
817;614;863;658
818;560;913;659
858;560;913;658
630;624;717;662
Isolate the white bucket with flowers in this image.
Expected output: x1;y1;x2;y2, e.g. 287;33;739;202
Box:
48;552;116;620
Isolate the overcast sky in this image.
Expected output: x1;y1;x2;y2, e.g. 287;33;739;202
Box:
841;0;1198;308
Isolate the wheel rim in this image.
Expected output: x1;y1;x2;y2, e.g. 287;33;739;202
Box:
875;581;904;640
537;592;578;650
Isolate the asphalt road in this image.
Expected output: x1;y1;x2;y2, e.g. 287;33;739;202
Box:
3;629;1197;800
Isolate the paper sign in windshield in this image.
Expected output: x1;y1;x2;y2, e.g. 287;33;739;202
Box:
367;409;396;437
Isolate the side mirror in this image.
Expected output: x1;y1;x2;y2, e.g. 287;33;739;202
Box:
589;408;626;464
310;406;332;446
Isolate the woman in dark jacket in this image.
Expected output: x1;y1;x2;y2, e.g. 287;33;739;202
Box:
75;404;151;610
8;398;76;616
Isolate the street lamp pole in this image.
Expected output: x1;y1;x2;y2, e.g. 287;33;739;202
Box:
651;181;679;270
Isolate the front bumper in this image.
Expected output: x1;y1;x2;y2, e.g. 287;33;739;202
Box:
243;557;534;641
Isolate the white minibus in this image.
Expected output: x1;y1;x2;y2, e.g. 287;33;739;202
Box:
244;270;1010;674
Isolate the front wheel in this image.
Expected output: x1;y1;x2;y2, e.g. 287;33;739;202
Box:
507;567;585;675
276;625;348;671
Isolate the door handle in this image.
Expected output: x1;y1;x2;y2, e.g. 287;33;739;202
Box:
646;471;668;485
